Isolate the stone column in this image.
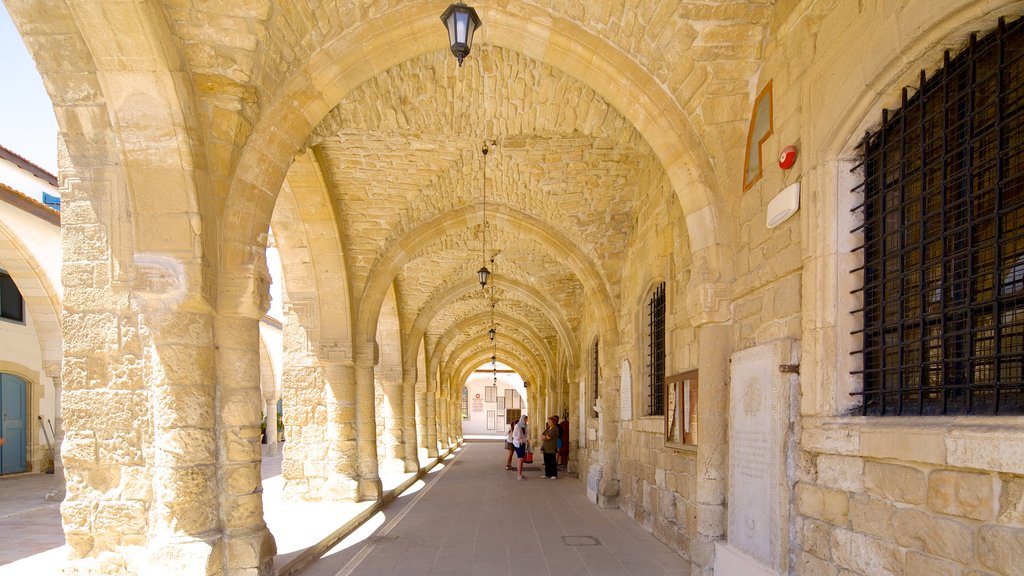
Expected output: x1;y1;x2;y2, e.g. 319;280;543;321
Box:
143;305;225;574
323;362;359;500
280;307;329;499
374;367;406;474
424;370;438;457
354;343;382;501
415;368;428;461
44;368;64;502
597;357;621;509
214;311;276;576
687;279;733;575
401;365;420;472
264;398;278;458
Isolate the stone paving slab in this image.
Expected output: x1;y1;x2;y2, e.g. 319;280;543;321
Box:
298;440;690;576
0;446;457;576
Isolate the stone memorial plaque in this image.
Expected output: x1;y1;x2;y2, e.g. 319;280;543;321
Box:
719;340;794;575
620;358;632;421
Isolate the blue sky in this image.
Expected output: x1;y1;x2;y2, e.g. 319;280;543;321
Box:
0;3;58;174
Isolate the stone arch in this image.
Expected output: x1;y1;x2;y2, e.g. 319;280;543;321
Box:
9;2;206;261
403;274;577;371
270;150;353;361
817;1;1024;159
444;335;545;392
0;219;61;374
357;202;618;355
428;310;555;382
218;1;731;341
452;354;538;400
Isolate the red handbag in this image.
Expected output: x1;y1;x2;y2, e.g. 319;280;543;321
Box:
524;450;534;464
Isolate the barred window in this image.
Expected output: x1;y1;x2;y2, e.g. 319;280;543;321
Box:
461;386;469;420
852;18;1024;415
0;271;24;323
591;337;600;417
647;282;666;416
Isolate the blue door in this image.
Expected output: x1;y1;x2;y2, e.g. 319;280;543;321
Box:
0;373;27;474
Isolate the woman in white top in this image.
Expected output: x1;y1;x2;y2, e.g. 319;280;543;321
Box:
504;420;516;470
511;415;530;480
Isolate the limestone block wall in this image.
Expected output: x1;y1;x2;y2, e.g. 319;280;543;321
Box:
743;1;1024;575
611;154;699;557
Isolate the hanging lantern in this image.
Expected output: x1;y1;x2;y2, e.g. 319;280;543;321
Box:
440;3;482;67
477;265;491;288
488;327;496;341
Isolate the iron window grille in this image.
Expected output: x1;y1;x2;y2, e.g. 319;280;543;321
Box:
648;282;666;416
461;387;469;420
0;271;24;323
850;17;1024;415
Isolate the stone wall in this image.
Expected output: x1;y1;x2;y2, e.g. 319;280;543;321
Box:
749;2;1024;575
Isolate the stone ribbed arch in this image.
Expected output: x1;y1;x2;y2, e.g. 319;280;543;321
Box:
450;350;539;397
357;202;617;351
444;333;545;388
428;311;554;381
15;1;207;261
270;150;352;361
218;0;730;317
0;219;61;373
403;274;576;371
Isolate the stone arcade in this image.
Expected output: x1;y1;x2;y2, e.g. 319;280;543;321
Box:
2;1;1023;575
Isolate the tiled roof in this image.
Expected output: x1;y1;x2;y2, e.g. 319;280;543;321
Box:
0;181;60;226
0;145;57;186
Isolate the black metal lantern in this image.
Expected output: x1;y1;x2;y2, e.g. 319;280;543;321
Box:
488;327;496;341
477;265;490;288
440;3;482;67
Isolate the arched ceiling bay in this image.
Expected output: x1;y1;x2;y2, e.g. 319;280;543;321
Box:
298;45;660;378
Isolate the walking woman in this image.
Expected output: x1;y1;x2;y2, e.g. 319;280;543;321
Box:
511;415;530;480
541;416;559;479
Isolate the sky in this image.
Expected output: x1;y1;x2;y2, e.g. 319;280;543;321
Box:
0;3;58;174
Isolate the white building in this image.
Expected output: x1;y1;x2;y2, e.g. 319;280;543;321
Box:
0;144;60;475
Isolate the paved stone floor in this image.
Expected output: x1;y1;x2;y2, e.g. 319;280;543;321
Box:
0;441;688;576
299;440;690;576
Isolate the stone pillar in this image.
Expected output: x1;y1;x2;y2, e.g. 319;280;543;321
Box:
374;367;405;474
280;307;329;499
597;357;621;509
424;370;438;457
264;398;278;457
214;311;277;576
323;362;359;500
415;368;428;461
354;343;382;501
401;366;420;472
143;306;225;575
687;279;733;575
44;368;64;502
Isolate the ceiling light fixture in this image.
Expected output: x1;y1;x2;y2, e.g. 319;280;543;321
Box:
477;144;490;288
440;3;482;67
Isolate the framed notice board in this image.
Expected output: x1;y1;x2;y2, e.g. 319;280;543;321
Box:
665;370;698;448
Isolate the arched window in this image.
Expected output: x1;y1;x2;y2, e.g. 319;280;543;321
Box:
0;271;24;323
852;17;1024;415
646;282;666;416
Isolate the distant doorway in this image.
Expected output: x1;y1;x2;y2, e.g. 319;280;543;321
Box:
0;373;27;474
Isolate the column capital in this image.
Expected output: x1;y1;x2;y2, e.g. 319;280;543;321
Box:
353;341;379;367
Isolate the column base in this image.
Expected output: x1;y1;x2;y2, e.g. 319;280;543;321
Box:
358;477;382;501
